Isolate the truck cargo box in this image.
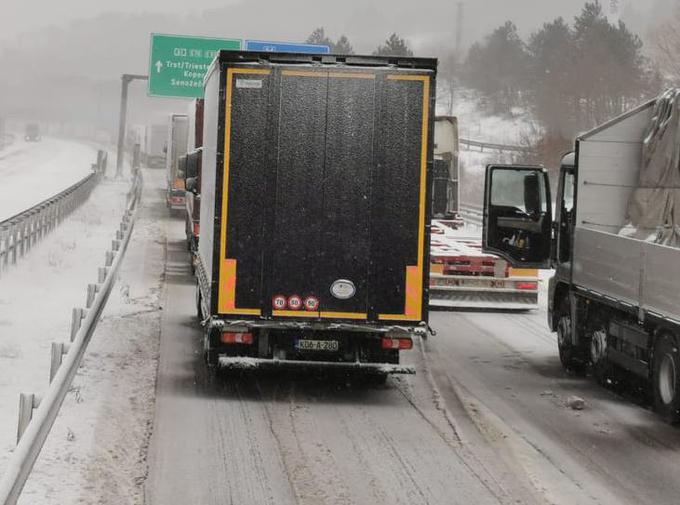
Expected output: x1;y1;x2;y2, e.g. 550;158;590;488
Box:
166;114;189;211
572;100;680;323
198;51;436;333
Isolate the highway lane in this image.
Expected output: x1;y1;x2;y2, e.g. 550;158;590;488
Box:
145;218;680;505
144;221;539;505
427;303;680;505
0;137;96;221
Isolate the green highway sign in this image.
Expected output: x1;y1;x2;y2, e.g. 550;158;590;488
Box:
148;34;241;98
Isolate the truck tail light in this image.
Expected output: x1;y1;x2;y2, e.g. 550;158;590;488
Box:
516;282;538;290
221;332;253;345
381;337;413;350
193;222;200;237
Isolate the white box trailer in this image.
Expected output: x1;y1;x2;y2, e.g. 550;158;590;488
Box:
165;114;189;211
144;124;167;168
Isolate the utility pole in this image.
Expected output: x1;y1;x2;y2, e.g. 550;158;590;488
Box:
455;2;464;56
115;74;148;179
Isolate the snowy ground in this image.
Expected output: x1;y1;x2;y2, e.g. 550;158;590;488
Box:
438;85;538;205
2;169;167;504
0;137;98;221
437;85;538;146
0;175;129;471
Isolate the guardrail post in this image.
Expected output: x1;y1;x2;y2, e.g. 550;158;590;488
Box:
16;393;40;444
86;284;97;308
98;267;108;284
49;343;70;383
105;250;114;267
70;308;85;342
112;239;120;252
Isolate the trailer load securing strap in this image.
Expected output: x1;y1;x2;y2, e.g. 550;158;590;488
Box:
621;88;680;246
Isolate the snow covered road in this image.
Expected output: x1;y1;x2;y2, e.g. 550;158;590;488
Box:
145;220;680;505
4;167;680;504
144;222;531;505
0;137;97;221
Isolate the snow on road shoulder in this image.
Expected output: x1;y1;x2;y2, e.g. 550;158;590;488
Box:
0;177;130;476
0;138;98;221
16;170;167;504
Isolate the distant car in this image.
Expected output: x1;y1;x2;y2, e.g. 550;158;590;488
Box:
25;124;41;142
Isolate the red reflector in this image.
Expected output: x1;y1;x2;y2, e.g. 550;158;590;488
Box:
516;282;538;290
221;332;253;344
382;338;397;350
382;337;413;350
399;338;413;350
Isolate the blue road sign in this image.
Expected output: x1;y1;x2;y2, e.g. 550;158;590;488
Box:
245;40;330;54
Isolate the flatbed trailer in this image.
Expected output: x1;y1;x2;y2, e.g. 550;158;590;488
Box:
429;220;539;309
195;50;437;376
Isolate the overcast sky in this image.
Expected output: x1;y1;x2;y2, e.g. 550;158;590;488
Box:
0;0;671;129
2;0;670;50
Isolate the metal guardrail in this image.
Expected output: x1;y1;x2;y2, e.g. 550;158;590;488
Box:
0;154;107;276
0;170;143;505
459;203;483;227
459;137;528;154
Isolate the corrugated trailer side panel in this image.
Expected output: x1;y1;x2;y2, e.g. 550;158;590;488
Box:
372;75;432;321
219;68;272;316
212;54;435;326
198;68;220;293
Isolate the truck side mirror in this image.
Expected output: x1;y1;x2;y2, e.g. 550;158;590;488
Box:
186;177;197;193
483;165;552;268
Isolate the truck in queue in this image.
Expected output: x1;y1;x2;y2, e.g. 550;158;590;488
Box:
480;89;680;421
195;50;437;378
144;124;166;168
184;99;204;255
429;116;540;310
165;114;189;213
24;123;41;142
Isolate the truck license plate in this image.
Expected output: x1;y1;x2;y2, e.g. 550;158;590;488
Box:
296;339;339;352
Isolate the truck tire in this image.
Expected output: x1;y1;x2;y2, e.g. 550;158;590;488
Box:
195;283;202;320
653;333;680;424
203;333;218;367
557;314;585;374
589;327;610;383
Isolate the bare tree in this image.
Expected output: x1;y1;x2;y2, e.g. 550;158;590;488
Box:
650;3;680;83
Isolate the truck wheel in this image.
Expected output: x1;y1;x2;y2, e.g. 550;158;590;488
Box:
203;333;218;367
653;334;680;423
557;314;585;374
195;283;202;320
589;328;610;383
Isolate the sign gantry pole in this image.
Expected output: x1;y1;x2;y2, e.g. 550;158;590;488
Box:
115;74;148;179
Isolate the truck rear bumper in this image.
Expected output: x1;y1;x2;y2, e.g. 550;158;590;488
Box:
429;287;539;310
429;275;539;310
218;356;415;374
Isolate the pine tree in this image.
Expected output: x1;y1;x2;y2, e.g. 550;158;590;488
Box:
462;21;529;113
527;18;576;136
373;34;414;57
305;27;333;48
332;35;354;55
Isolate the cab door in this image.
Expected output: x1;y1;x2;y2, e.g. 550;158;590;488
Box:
483;165;553;268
